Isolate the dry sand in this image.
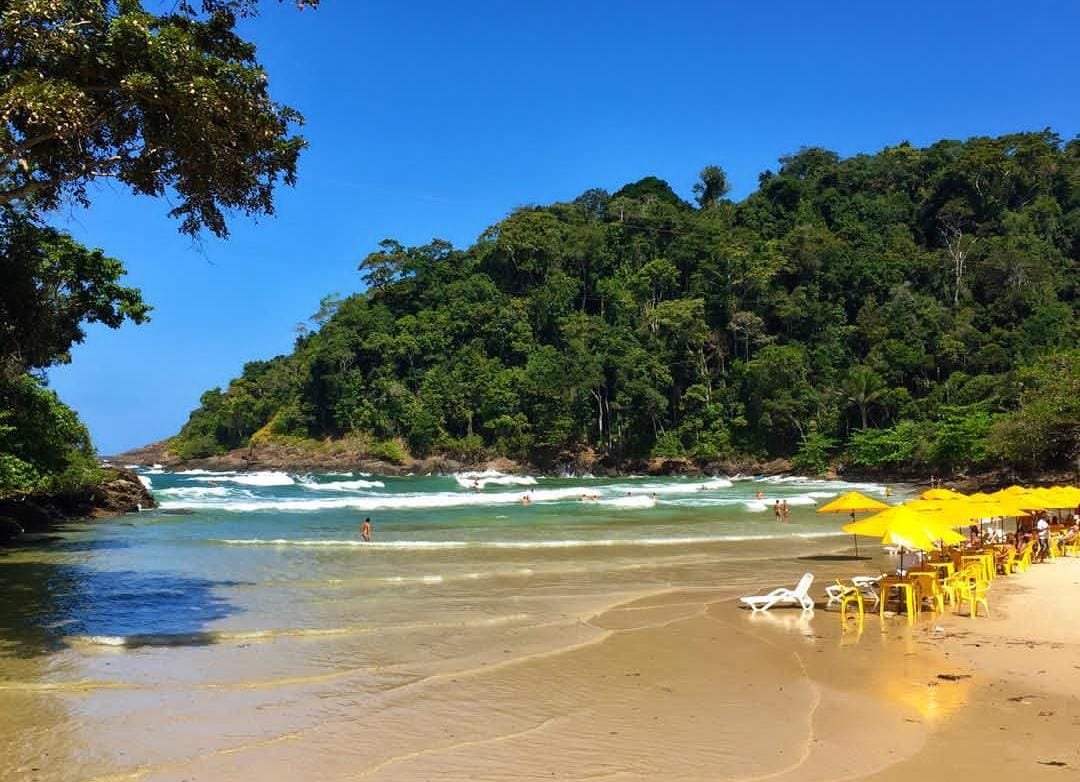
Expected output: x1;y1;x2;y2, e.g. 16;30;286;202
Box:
108;558;1080;781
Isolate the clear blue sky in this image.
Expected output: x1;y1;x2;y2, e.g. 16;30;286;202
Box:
48;0;1080;455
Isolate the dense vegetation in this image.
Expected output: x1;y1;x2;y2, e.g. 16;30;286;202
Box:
0;0;312;498
173;131;1080;476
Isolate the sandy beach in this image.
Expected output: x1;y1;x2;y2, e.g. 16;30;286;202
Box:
3;472;1079;782
18;557;1075;781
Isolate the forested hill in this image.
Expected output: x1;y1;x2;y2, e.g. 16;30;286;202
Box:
171;131;1080;476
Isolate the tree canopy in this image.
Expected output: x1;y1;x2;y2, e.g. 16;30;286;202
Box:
1;0;314;234
172;130;1080;476
0;0;314;498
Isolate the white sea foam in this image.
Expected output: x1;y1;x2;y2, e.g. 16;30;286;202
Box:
744;500;769;512
162;485;588;513
748;475;885;493
299;478;386;491
157;486;237;499
598;495;656;509
214;531;846;550
173;469;239;476
186;471;295;487
138;476;153;490
454;471;538;489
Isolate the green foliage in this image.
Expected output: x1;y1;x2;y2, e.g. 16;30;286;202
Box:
847;422;924;469
1;0;313;236
0;208;150;379
0;0;312;501
928;405;997;471
989;352;1080;470
367;439;407;465
792;428;836;475
173;131;1080;475
0;375;100;497
650;431;686;459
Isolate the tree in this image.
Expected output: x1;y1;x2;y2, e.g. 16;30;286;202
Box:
842;366;887;430
989;352;1080;471
169;131;1079;477
0;0;317;500
0;208;149;380
1;0;316;235
692;165;731;209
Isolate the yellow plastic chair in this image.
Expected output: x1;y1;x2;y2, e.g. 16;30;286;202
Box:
921;575;945;614
942;574;965;608
834;580;865;622
955;578;990;617
998;548;1016;575
1014;544;1033;573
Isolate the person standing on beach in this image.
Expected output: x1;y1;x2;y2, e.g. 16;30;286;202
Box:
774;500;782;521
781;500;790;522
1036;515;1050;561
360;517;372;542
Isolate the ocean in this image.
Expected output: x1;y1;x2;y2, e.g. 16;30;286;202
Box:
0;469;904;781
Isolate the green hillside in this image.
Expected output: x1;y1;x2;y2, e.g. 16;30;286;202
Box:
172;131;1080;475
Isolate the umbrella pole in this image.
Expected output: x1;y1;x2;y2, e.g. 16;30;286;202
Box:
851;512;859;557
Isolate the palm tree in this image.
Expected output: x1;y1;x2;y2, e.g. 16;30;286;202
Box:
844;366;887;429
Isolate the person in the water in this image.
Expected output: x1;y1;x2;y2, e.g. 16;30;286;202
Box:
360;517;372;542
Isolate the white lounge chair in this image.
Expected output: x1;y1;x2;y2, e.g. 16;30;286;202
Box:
825;575;882;607
740;573;815;612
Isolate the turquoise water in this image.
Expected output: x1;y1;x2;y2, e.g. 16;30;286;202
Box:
0;469;904;781
9;469;899;646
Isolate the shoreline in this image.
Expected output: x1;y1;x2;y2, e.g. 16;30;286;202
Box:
75;557;1080;782
112;441;1078;494
0;467;155;542
4;477;1079;781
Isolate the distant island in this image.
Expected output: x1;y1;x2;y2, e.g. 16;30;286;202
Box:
139;131;1078;483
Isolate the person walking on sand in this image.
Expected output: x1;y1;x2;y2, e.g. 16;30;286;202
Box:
781;500;790;522
360;516;372;543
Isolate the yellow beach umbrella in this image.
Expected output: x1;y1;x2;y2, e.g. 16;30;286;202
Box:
919;488;967;501
844;505;965;572
817;491;891;557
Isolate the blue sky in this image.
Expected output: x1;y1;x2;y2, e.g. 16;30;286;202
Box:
48;0;1080;454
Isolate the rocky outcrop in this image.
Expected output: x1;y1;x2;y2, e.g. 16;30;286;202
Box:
0;467;155;540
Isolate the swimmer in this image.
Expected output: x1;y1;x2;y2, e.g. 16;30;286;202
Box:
755;490;765;500
360;516;372;542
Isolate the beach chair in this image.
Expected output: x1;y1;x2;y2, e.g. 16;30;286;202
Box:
998;548;1016;575
826;575;881;607
740;573;815;612
1014;544;1033;573
830;581;864;621
954;577;990;618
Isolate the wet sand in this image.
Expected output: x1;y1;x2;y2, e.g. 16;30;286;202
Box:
5;550;1079;780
